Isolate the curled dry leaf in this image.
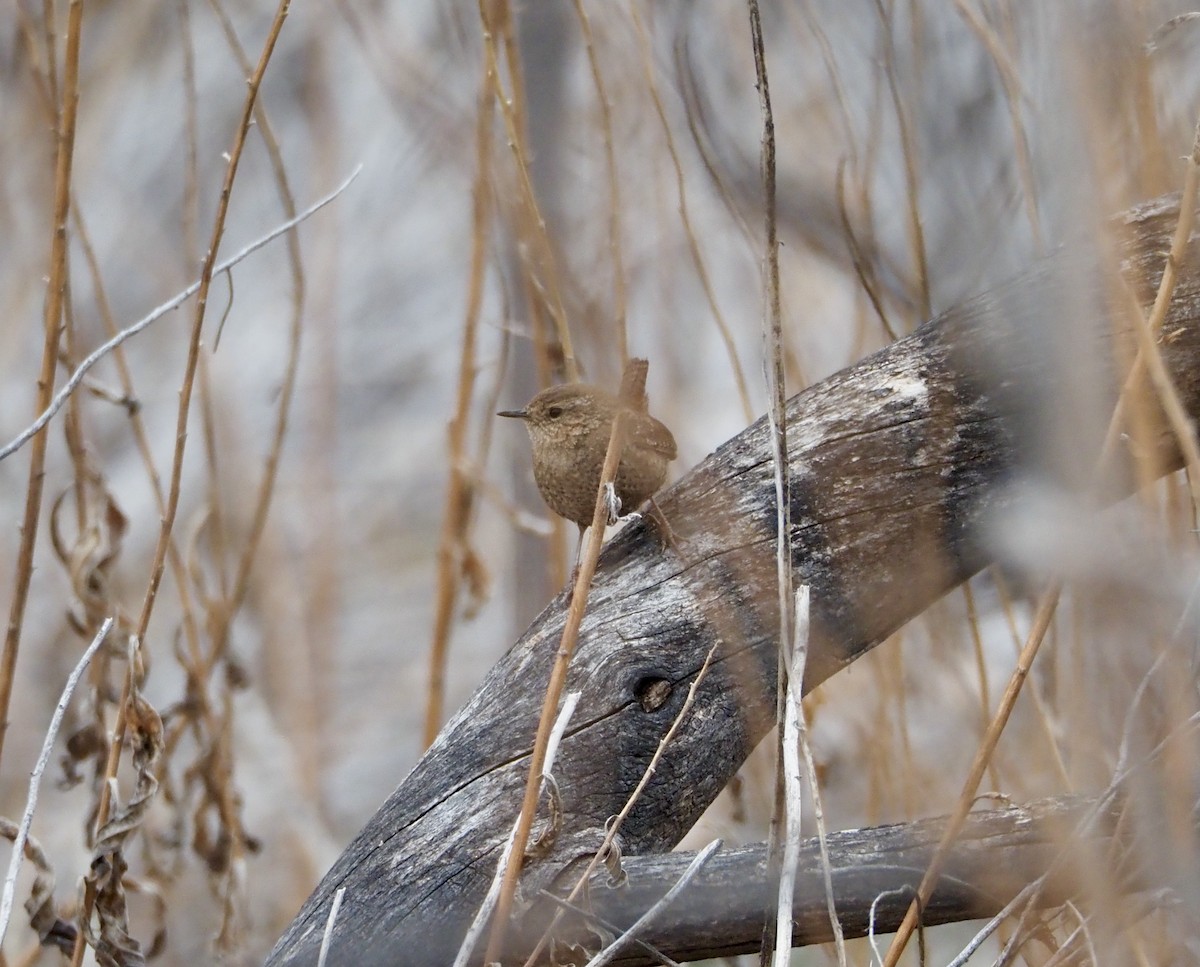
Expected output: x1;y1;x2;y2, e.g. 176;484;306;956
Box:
49;487;129;634
460;546;490;620
82;639;164;967
0;817;77;954
59;721;107;789
83;851;145;967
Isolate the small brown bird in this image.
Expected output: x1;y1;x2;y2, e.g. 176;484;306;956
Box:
499;369;676;539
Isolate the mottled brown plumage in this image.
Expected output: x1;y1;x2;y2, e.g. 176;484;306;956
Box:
499;375;676;534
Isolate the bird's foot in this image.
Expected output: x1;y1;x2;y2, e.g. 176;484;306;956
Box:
603;482;622;526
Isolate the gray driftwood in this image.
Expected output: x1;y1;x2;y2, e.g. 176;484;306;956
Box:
263;195;1200;966
561;793;1128;964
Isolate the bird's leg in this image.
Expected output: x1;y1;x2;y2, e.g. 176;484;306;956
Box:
568;523;587;585
646;497;687;562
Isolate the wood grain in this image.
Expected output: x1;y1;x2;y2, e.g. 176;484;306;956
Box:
563;793;1129;964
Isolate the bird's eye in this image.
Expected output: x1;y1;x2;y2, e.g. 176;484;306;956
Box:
546;406;564;419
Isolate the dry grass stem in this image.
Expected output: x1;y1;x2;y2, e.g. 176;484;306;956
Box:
793;593;846;965
205;0;309;664
772;587;805;965
78;6;294;958
944;880;1043;967
570;0;629;361
316;887;346;967
631;6;755;423
745;3;796;960
476;0;577;381
872;0;931;319
0;0;85;772
881;584;1062;966
424;50;498;749
455;692;580;967
1100;118;1200;471
132;0;285;642
950;0;1044;249
587;839;722;967
0;617;112;945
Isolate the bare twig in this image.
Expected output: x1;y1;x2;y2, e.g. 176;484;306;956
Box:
453;693;579;967
872;0;931;318
476;0;577;380
0;618;113;945
745;3;794;962
868;885;916;962
424;48;496;749
881;585;1061;966
587;839;723;967
949;0;1043;250
793;590;846;965
0;167;362;465
570;0;629;361
535;891;680;967
630;6;754;422
773;587;805;965
205;0;311;663
0;0;85;773
944;879;1043;967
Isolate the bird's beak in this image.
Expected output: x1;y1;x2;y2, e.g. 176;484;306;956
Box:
497;408;528;419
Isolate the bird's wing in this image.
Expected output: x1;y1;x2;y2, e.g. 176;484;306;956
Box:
629;415;677;460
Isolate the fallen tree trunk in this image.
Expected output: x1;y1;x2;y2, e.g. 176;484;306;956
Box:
264;195;1200;966
563;793;1131;964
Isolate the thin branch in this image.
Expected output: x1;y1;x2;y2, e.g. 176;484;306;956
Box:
872;0;931;318
205;0;311;663
570;0;628;361
944;879;1043;967
0;0;84;772
0;166;361;465
476;0;576;381
587;840;723;967
793;590;846;965
630;6;754;422
881;585;1061;966
424;49;496;749
0;618;112;945
535;891;680;967
455;693;580;967
80;7;296;959
773;587;805;966
745;3;792;962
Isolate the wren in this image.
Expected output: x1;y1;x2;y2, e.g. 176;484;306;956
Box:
499;366;676;538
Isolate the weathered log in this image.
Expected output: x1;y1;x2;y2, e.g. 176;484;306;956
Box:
562;793;1128;964
263;195;1200;966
